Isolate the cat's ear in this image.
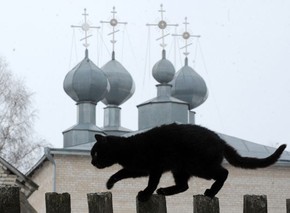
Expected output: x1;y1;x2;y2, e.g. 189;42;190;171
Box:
95;134;107;143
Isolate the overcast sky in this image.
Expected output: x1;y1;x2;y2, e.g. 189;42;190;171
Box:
1;0;290;148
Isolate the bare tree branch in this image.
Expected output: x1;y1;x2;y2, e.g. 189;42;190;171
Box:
0;57;50;173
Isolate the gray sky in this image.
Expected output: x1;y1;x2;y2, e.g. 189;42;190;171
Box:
1;0;290;148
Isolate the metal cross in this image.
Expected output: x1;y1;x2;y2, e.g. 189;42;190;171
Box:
146;4;178;49
100;6;127;52
71;8;100;48
172;17;200;56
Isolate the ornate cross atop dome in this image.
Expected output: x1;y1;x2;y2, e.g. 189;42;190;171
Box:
172;17;200;57
100;6;127;53
71;8;100;48
146;4;178;49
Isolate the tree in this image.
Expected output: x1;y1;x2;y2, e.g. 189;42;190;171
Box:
0;57;48;173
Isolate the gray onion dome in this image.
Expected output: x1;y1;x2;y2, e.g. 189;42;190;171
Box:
171;58;208;109
63;49;109;103
101;52;135;106
152;50;175;84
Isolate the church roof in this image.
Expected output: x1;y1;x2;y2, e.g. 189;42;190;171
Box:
137;93;188;107
219;133;290;163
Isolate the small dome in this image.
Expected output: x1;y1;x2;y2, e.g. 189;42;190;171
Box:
152;50;175;84
63;49;109;103
101;53;135;106
171;58;208;109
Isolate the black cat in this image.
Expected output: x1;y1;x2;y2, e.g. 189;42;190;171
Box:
90;123;286;202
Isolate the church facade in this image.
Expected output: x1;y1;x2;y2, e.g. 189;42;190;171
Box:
27;7;290;213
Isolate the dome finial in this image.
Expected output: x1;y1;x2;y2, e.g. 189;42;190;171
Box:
112;51;115;60
162;49;166;59
185;57;188;66
71;8;100;49
85;49;89;59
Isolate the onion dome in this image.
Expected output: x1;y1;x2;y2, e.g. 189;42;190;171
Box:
171;57;208;109
152;50;175;84
101;52;135;106
63;49;109;103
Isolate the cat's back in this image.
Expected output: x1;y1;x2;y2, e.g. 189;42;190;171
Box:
131;123;222;147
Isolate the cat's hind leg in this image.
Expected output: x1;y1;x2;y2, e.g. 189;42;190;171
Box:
204;166;228;198
157;171;190;196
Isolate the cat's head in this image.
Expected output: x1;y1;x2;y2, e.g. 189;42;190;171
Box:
91;134;117;169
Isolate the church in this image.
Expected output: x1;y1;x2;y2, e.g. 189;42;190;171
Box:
26;6;290;213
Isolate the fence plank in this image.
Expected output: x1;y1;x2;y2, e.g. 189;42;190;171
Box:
287;199;290;213
193;195;219;213
87;192;113;213
136;194;167;213
0;186;20;213
45;192;71;213
243;195;267;213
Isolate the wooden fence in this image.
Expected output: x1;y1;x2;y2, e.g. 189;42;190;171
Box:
1;186;289;213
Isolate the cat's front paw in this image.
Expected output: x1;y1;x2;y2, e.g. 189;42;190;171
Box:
106;178;116;189
137;191;151;202
156;188;166;195
204;189;215;199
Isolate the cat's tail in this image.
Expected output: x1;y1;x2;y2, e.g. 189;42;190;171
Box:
224;143;287;169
